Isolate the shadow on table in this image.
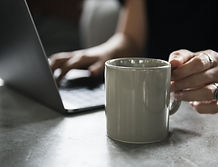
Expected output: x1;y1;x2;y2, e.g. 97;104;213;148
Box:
107;128;201;148
168;128;201;145
0;86;63;128
106;127;201;165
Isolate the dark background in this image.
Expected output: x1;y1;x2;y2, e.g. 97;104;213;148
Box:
27;0;84;56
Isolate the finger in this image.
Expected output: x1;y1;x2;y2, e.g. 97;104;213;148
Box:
50;53;72;72
172;52;213;81
190;101;218;114
88;61;105;76
56;54;99;82
51;59;69;73
174;84;217;101
169;49;194;69
199;50;218;68
171;67;218;92
56;58;82;83
56;64;72;83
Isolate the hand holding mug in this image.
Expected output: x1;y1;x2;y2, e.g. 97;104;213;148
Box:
169;49;218;114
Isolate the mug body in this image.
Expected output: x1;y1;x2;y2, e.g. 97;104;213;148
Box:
105;58;171;143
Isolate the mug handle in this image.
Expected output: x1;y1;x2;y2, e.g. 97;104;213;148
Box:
169;93;181;115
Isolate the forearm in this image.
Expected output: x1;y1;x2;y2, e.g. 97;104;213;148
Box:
101;0;146;59
98;33;139;59
117;0;146;52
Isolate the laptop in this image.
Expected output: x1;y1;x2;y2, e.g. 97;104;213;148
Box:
0;0;105;114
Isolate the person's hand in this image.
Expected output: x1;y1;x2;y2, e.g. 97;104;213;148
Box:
169;49;218;114
50;33;140;83
50;45;113;83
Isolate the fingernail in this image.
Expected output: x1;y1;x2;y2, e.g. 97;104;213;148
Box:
170;58;183;68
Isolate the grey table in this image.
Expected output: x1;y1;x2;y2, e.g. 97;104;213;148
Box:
0;85;218;167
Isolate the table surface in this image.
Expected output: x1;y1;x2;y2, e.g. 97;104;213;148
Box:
0;85;218;167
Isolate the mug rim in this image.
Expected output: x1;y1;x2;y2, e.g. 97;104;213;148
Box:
105;58;171;70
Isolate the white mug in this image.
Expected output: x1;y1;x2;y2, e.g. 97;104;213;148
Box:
105;58;181;144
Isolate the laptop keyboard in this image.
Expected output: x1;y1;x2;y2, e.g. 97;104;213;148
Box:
59;84;105;111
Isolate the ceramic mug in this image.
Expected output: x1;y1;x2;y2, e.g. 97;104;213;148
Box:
105;58;181;144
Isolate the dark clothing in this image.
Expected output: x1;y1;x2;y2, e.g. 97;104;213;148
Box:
118;0;218;60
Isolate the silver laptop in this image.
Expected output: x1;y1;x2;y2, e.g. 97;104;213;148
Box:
0;0;105;114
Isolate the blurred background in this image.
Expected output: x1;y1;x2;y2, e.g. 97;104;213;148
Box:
27;0;121;56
